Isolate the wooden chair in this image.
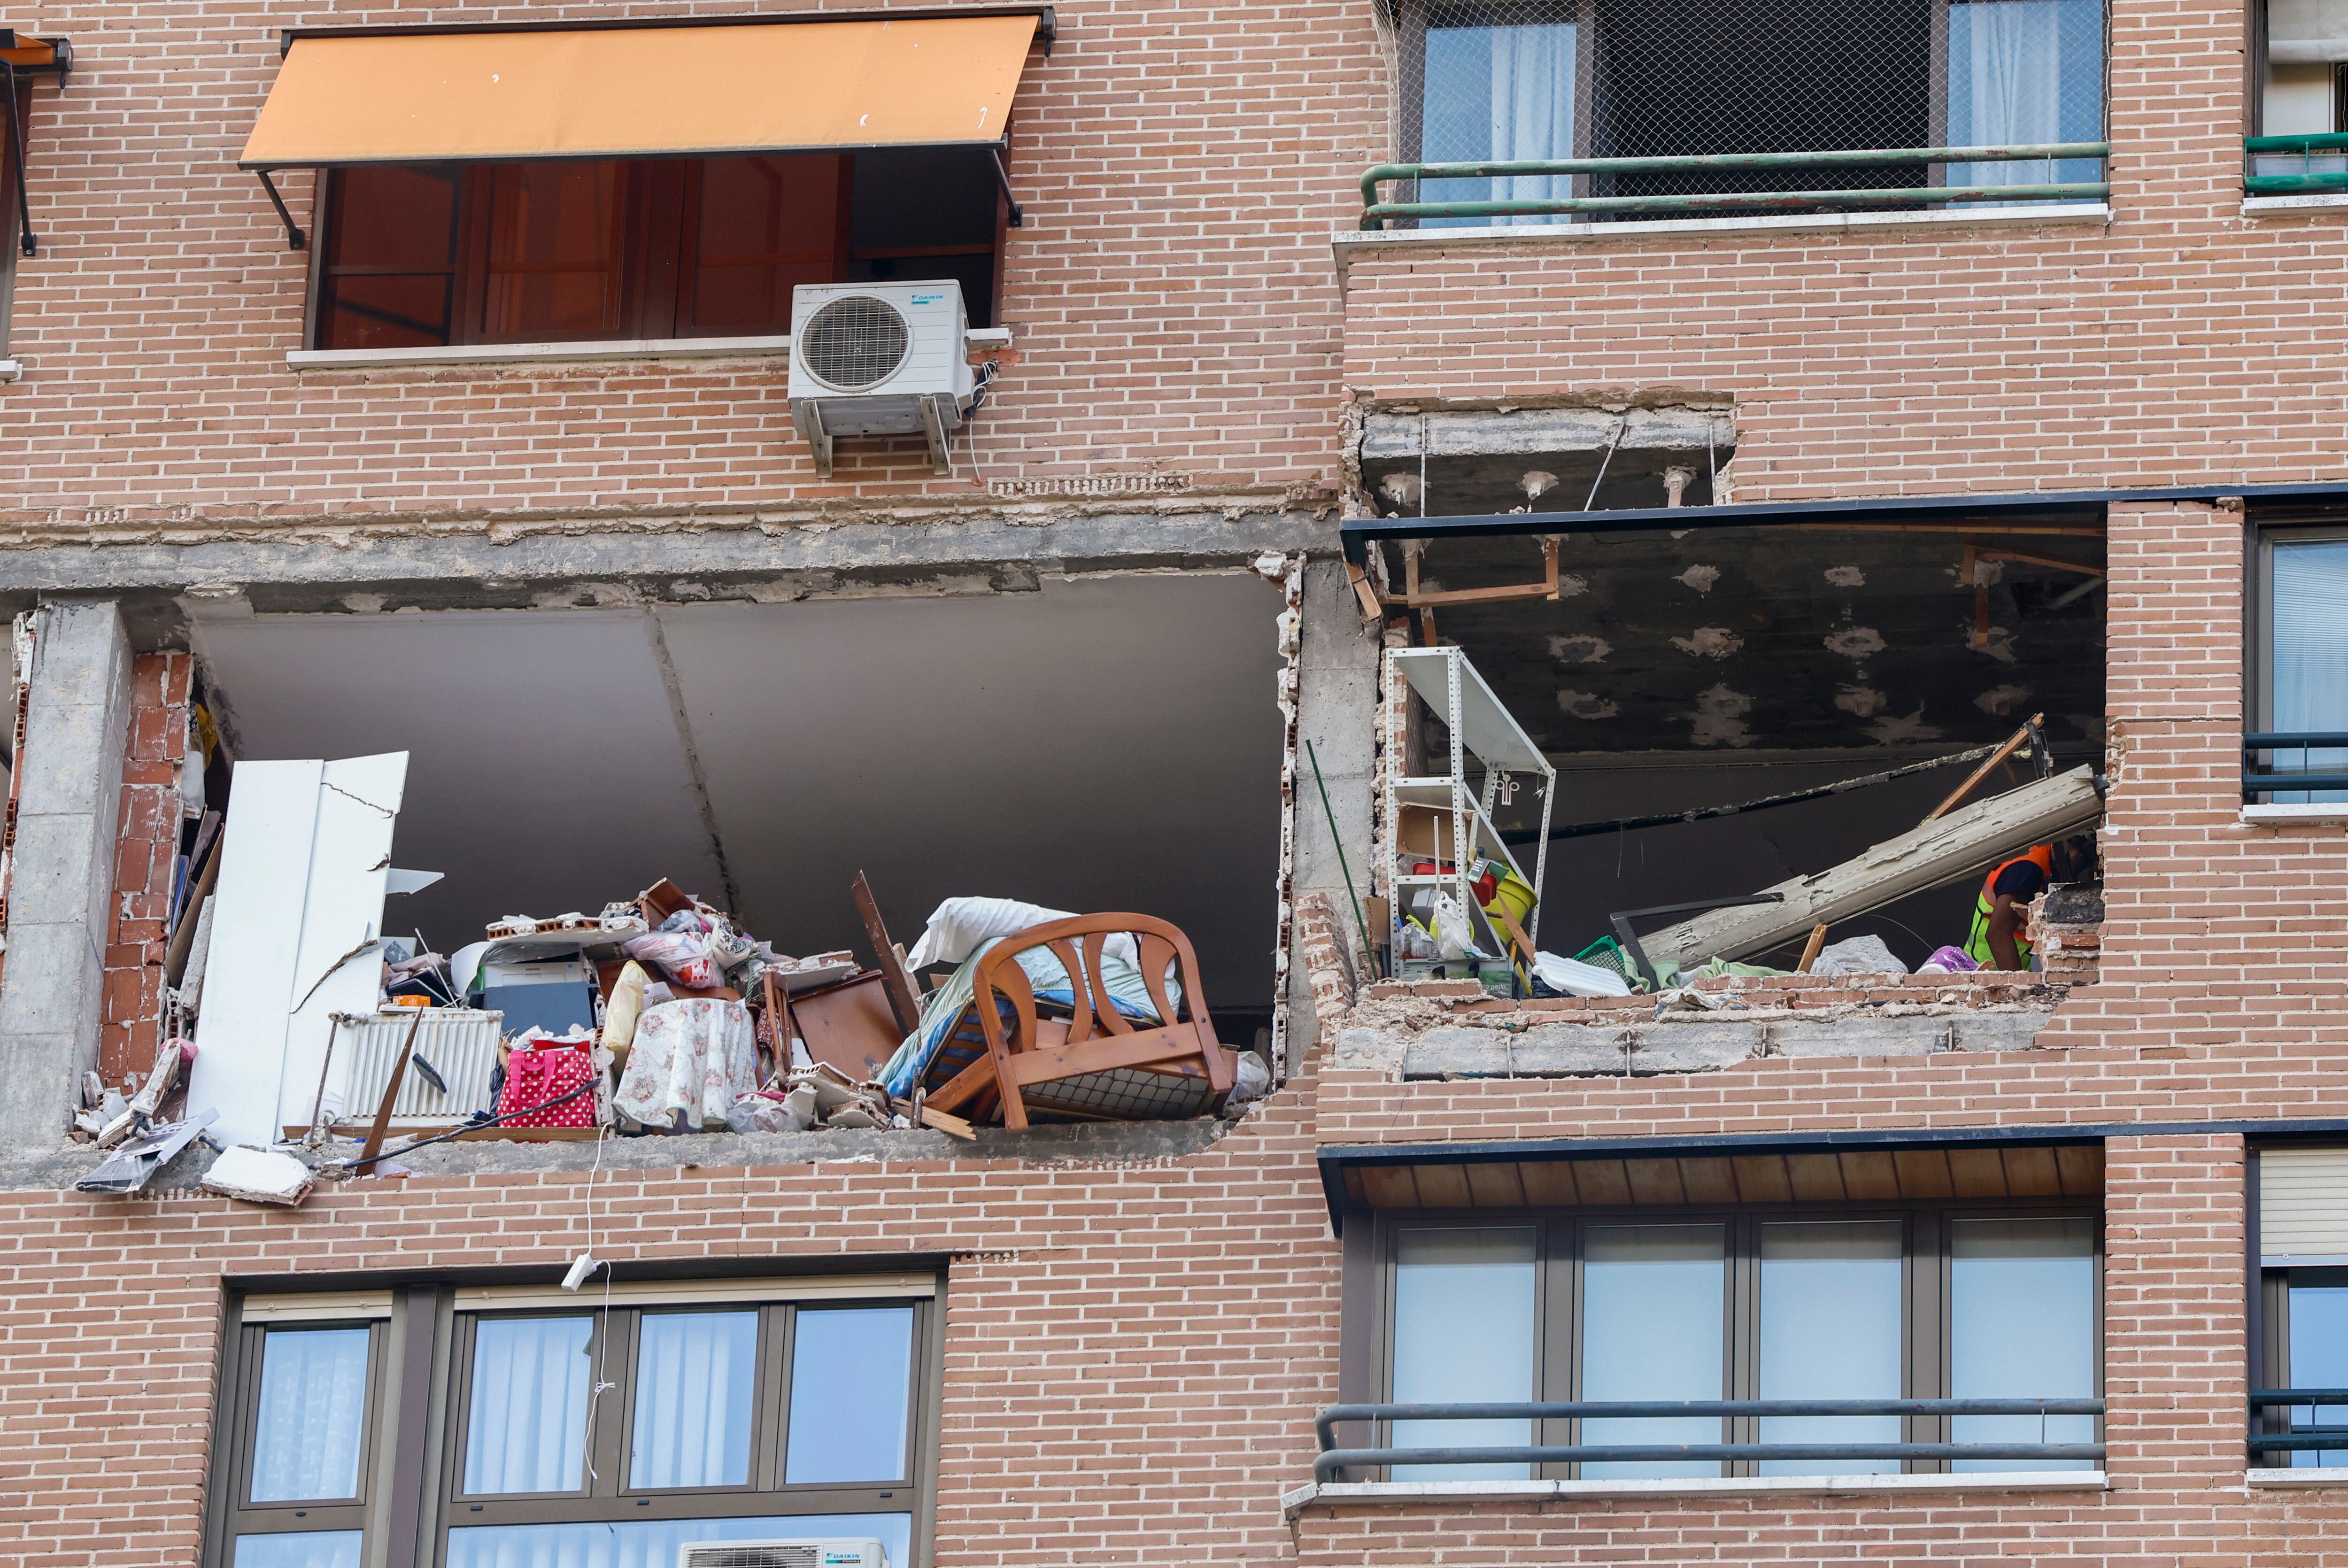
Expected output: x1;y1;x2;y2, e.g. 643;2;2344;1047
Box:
921;914;1237;1130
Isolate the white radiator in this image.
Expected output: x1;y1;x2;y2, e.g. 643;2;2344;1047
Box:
333;1009;503;1127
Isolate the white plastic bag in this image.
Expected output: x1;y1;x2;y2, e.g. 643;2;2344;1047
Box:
1533;950;1633;998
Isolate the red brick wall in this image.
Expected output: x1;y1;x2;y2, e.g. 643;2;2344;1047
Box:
97;651;191;1088
1338;0;2340;502
0;0;1382;532
1290;1135;2291;1568
0;1085;1343;1567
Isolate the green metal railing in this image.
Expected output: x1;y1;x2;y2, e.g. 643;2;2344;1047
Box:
2246;132;2348;193
1357;143;2112;229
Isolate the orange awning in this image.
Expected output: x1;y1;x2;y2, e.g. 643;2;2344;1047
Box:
239;13;1044;170
0;27;65;70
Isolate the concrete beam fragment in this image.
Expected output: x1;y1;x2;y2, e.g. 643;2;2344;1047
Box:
0;600;133;1149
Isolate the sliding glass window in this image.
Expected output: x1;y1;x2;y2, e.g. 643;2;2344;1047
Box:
205;1284;937;1568
1371;1205;2101;1478
2254;526;2348;804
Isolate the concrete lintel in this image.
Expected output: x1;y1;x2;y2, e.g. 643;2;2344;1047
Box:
1361;404;1734;462
0;508;1338;624
0;1114;1241;1192
1397;1010;2055;1078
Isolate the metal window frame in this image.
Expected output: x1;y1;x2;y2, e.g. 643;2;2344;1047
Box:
436;1298;929;1552
1361;1198;2101;1482
205;1282;941;1568
211;1313;394;1560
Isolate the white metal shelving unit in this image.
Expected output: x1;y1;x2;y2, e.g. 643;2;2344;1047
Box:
1383;645;1555;958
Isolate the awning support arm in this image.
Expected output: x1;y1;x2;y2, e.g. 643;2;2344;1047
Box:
3;64;32;257
254;169;308;250
989;144;1024;228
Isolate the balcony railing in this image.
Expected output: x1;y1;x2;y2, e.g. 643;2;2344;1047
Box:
2246;133;2348;194
1313;1400;2107;1481
1356;143;2112;230
2243;732;2348;798
2250;1388;2348;1459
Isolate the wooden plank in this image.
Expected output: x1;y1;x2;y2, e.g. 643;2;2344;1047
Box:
1357;1165;1422;1209
1731;1154;1793;1204
1838;1150;1901;1201
852;871;925;1038
1999;1144;2064;1197
1794;923;1830;973
1519;1161;1581;1207
1624;1157;1687;1206
456;1125;605;1141
1785;1152;1847;1204
1412;1163;1474;1208
1464;1161;1529;1209
1570;1159;1633;1206
1945;1146;2011;1199
1892;1148;1956;1199
1926;717;2041;822
1004;1027;1202;1086
1977;548;2105;577
2054;1143;2105;1197
1677;1155;1738;1205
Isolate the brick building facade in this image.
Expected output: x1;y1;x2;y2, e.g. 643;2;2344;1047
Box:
2;0;2346;1565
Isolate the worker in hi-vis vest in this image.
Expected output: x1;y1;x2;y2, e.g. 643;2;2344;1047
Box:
1965;834;2097;970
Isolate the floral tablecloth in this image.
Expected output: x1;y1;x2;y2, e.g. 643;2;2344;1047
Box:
613;998;757;1131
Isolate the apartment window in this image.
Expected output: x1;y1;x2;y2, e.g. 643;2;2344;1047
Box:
2249;526;2348;803
208;1282;936;1568
1367;1206;2101;1477
1389;0;2106;222
2255;1146;2348;1465
309;150;1003;352
0;84;25;351
2259;0;2348;135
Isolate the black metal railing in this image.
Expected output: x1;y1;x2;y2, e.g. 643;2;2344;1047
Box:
2243;732;2348;799
2250;1388;2348;1459
1313;1400;2106;1482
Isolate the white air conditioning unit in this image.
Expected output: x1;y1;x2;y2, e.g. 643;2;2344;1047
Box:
677;1539;888;1568
789;281;983;478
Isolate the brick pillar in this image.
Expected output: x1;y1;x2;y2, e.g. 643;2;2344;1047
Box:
97;652;193;1086
2101;1133;2246;1488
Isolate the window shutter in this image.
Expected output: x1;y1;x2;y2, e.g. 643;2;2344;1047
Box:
2261;1148;2348;1262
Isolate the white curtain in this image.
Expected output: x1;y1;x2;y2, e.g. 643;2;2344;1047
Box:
629;1311;758;1489
465;1317;594;1496
250;1328;371;1503
1948;0;2101;189
1422;23;1576;226
2270;539;2348;801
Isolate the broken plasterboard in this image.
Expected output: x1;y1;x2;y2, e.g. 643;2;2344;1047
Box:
200;1145;316;1206
1638;764;2103;969
184;754;409;1147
